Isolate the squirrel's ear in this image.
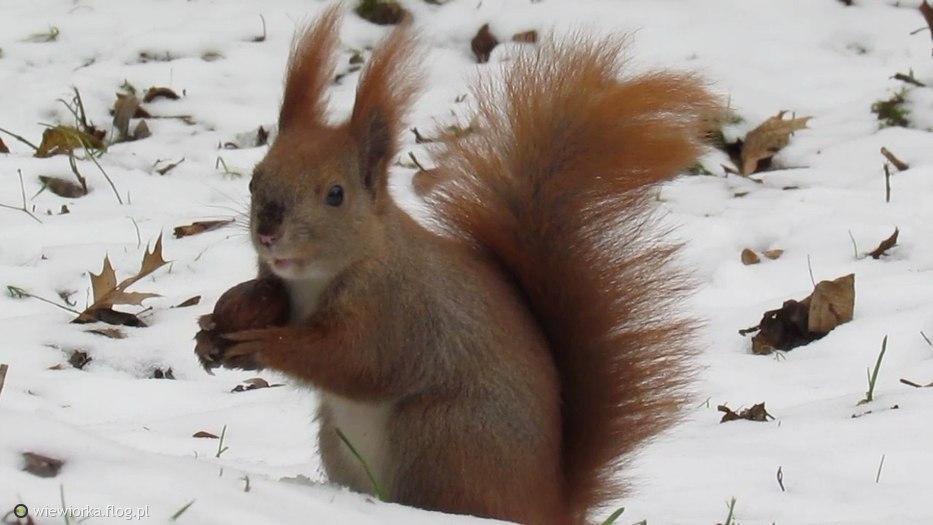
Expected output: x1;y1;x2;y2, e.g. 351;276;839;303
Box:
349;22;421;198
279;6;341;131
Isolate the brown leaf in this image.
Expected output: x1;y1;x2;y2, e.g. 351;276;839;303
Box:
173;219;234;239
193;431;219;439
86;327;126;339
511;30;537;43
69;351;91;370
174;295;201;308
355;0;407;25
471;24;499;63
77;308;146;327
0;363;8;398
808;274;855;334
0;136;8;153
741;248;760;265
763;249;784;260
133;120;151;140
21;452;64;478
231;377;283;393
155;157;185;175
76;234;168;323
740;112;811;175
718;402;774;423
38;175;86;198
143;86;180;103
867;228;898;259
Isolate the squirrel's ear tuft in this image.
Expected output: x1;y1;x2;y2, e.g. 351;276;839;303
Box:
279;6;342;131
348;22;422;199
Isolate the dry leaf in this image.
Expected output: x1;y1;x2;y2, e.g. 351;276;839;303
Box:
35;126;100;158
867;228;898;259
808;274;855;333
174;296;201;308
763;249;784;260
155;157;185;175
21;452;64;478
471;24;499;63
193;431;219;439
143;86;180;103
0;136;8;153
0;363;8;398
741;248;760;265
86;327;126;339
173;219;234;239
231;377;283;392
69;351;91;369
718;403;774;423
38;175;86;198
133;120;151;140
75;234;168;324
740;111;811;175
355;0;407;25
512;30;537;43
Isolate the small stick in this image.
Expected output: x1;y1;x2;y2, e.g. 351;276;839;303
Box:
0;126;39;151
776;466;785;492
0;170;42;223
891;73;926;87
0;364;8;399
921;331;932;347
881;147;909;171
875;454;885;483
884;164;891;203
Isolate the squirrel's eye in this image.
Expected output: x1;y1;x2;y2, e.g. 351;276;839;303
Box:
326;185;344;207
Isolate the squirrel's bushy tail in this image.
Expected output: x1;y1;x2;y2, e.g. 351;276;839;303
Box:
426;35;720;522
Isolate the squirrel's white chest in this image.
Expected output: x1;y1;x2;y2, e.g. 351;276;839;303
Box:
318;393;392;492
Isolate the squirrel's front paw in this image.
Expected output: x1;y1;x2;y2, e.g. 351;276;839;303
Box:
220;328;288;370
194;314;264;372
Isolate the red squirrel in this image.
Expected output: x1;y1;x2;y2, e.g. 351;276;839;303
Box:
196;6;720;524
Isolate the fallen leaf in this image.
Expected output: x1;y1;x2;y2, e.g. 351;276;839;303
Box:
38;175;86;198
718;403;773;423
231;377;283;393
355;0;407;25
69;351;91;370
35;126;102;158
86;327;126;339
740;111;811;175
763;249;784;260
173;219;234;239
113;93;141;141
74;234;168;324
79;308;146;327
21;452;64;478
808;274;855;333
152;368;175;379
744;274;855;353
741;248;760;265
471;24;499;63
174;296;201;308
133;120;151;140
512;30;537;43
0;136;8;153
193;431;219;439
155;157;185;175
867;228;898;259
0;363;7;398
143;86;180;103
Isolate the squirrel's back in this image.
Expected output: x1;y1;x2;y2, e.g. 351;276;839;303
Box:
424;34;720;522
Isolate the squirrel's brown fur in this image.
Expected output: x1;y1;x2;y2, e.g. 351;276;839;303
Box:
207;6;720;524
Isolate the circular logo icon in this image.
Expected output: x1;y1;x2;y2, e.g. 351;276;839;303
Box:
13;504;28;518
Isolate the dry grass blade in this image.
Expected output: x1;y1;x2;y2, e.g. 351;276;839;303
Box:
0;170;43;223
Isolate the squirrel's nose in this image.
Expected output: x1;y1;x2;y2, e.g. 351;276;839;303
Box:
259;233;278;247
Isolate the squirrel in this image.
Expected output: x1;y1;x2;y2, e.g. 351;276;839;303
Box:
196;6;720;524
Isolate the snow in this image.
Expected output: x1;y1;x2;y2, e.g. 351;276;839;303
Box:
1;0;932;523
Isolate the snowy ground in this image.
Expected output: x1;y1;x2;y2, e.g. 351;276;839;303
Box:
1;0;932;523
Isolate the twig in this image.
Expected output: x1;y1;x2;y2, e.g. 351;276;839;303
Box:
0;170;42;223
0;364;8;399
883;163;892;203
881;147;909;171
776;466;785;492
892;72;926;87
66;152;89;195
921;331;932;347
0;126;39;151
170;500;195;521
806;254;816;287
7;286;83;315
900;378;932;388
